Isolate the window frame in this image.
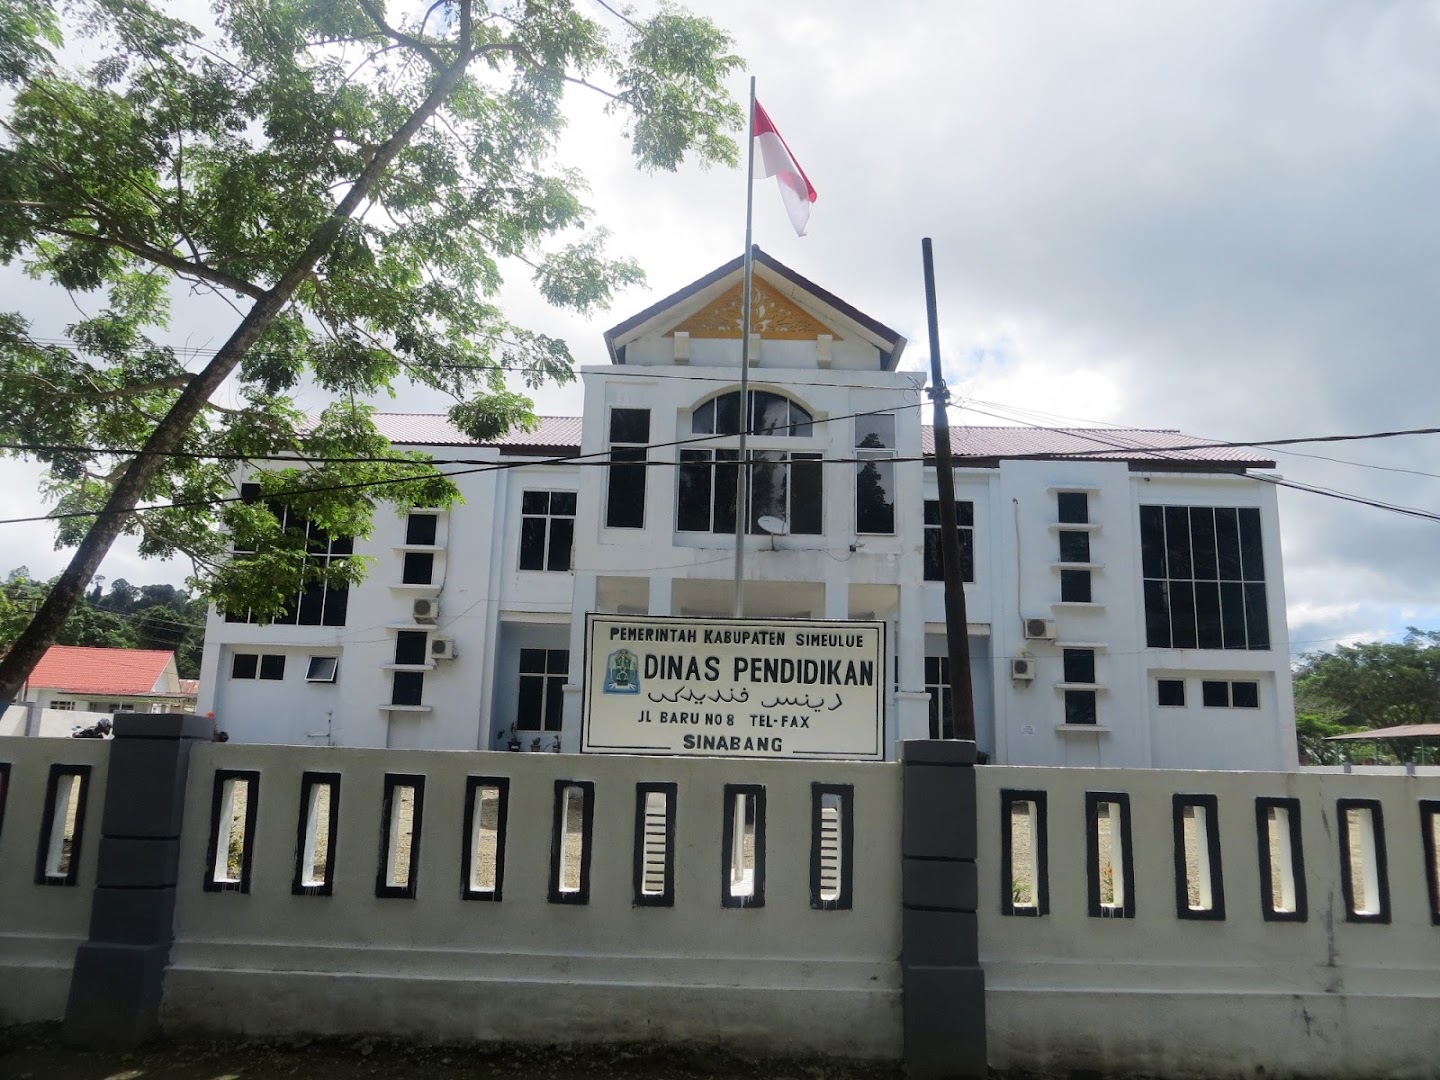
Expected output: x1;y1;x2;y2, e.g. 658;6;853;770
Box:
923;500;975;583
516;647;569;733
518;490;577;571
1141;504;1270;651
605;407;650;530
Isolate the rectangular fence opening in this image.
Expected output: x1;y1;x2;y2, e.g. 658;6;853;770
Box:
464;777;509;901
1423;801;1440;926
634;782;677;906
549;780;594;904
722;784;766;908
1256;797;1306;921
1339;798;1390;923
1174;794;1225;919
204;769;257;893
0;762;10;842
376;774;424;899
292;772;339;896
811;783;853;910
1001;789;1049;916
1086;792;1134;919
36;764;90;887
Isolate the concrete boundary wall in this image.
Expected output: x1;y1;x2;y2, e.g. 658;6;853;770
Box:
162;743;905;1058
0;737;110;1022
977;766;1440;1079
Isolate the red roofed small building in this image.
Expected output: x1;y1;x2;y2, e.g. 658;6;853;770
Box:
22;645;196;715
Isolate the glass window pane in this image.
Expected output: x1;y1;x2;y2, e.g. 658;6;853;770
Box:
548;650;570;674
714;392;741;436
610;408;650;444
521;491;548;515
788;401;813;438
547;518;574;572
791;455;823;535
322;581;349;627
1157;679;1185;706
1190;507;1218;579
752;392;792;435
1065;689;1097;725
551;491;576;516
924;528;944;581
232;653;258;679
1202;680;1229;707
691;399;715;435
957;501;974;527
713;451;739;535
516;675;543;730
1232;682;1260;708
402;551;434;584
1214;508;1242;580
519;518;547;570
1144;581;1172;648
296;581;325;625
406;513;438;545
1059;531;1091;563
1220;582;1247;649
1169;581;1198;649
1063;649;1095;683
519;648;546;674
543;675;565;731
854;413;896;449
395;631;428;666
1244;582;1271;650
1057;492;1088;524
1194;581;1223;649
391;671;424;706
677;451;713;532
1140;505;1166;578
1238;508;1265;581
1165;506;1192;579
856;456;895;534
924;500;940;526
1060;569;1092;603
259;654;285;680
748;451;786;534
606;449;647;529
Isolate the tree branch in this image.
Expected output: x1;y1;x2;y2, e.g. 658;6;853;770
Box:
39;225;268;300
355;0;450;70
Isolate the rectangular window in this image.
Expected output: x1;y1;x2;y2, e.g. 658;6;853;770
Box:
226;493;352;627
305;655;339;683
677;451;822;535
810;783;853;910
1157;679;1186;707
1141;505;1269;650
1256;797;1307;921
722;784;766;908
376;774;424;899
519;490;576;571
634;782;677;907
1059;569;1092;603
405;512;438;546
1057;491;1089;524
1001;789;1050;916
401;551;434;584
394;630;428;666
391;671;424;707
925;654;953;740
292;772;339;896
923;501;975;582
1063;649;1096;684
606;408;649;529
549;780;594;904
517;648;568;732
34;764;90;887
231;653;259;680
855;413;896;535
1064;689;1098;725
203;769;258;894
259;654;286;681
464;776;509;901
50;700;75;711
391;627;427;706
1086;792;1135;918
1057;529;1091;563
1174;794;1225;920
1202;680;1261;708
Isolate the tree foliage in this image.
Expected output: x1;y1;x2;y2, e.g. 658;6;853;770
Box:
0;0;742;694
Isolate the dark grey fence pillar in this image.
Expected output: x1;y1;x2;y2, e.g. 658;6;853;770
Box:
63;713;212;1046
901;739;987;1079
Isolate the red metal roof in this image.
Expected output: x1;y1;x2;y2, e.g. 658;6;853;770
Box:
370;414;1269;468
28;646;174;696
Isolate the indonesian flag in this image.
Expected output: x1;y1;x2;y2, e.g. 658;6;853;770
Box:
753;100;817;236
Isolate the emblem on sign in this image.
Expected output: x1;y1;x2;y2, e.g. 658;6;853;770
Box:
603;648;640;694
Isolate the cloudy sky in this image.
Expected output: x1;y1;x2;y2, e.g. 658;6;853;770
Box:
4;0;1439;656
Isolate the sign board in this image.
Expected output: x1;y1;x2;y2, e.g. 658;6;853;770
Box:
581;613;885;760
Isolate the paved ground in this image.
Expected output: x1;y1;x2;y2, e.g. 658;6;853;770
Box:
0;1026;904;1080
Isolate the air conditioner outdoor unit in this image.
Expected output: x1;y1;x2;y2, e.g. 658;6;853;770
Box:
1023;618;1057;641
430;637;456;661
412;597;440;623
1011;655;1036;681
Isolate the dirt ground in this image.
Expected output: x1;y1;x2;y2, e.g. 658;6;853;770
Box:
0;1025;904;1080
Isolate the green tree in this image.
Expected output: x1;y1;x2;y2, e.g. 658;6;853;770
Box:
0;0;742;702
1293;628;1440;730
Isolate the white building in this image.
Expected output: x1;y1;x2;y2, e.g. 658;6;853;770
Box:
198;250;1298;769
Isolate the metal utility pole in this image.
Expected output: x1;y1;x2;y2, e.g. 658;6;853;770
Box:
732;76;758;618
921;238;976;742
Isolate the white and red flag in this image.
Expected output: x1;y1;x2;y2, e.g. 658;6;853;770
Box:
752;100;816;236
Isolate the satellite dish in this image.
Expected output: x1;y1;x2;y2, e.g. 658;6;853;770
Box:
756;515;789;536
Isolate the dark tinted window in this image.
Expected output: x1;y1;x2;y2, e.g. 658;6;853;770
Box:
1232;681;1260;708
391;671;424;706
402;552;434;584
1157;679;1185;707
1064;689;1097;725
609;408;650;444
406;513;438;546
259;654;286;680
1057;492;1088;523
395;631;428;666
1063;649;1095;684
231;653;258;679
1060;569;1092;603
1202;680;1229;707
1141;505;1269;652
1058;530;1091;563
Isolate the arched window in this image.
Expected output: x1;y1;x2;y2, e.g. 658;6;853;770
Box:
678;390;821;536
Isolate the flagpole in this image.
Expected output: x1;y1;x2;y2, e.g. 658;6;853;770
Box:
732;75;757;619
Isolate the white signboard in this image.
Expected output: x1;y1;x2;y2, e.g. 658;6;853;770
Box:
581;613;885;760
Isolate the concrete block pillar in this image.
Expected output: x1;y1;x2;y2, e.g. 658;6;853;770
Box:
900;739;987;1078
63;712;214;1046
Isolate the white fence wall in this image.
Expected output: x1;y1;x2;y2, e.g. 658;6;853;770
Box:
163;744;904;1057
977;766;1440;1079
0;737;110;1022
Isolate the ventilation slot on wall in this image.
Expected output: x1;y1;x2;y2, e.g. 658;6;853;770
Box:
36;764;90;887
722;784;766;908
1086;792;1134;919
1255;797;1306;921
549;780;594;904
634;782;676;906
1174;795;1225;919
1001;789;1049;916
292;772;339;896
376;774;424;899
1339;798;1390;923
810;784;853;909
1422;801;1440;926
204;770;258;893
464;777;509;901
